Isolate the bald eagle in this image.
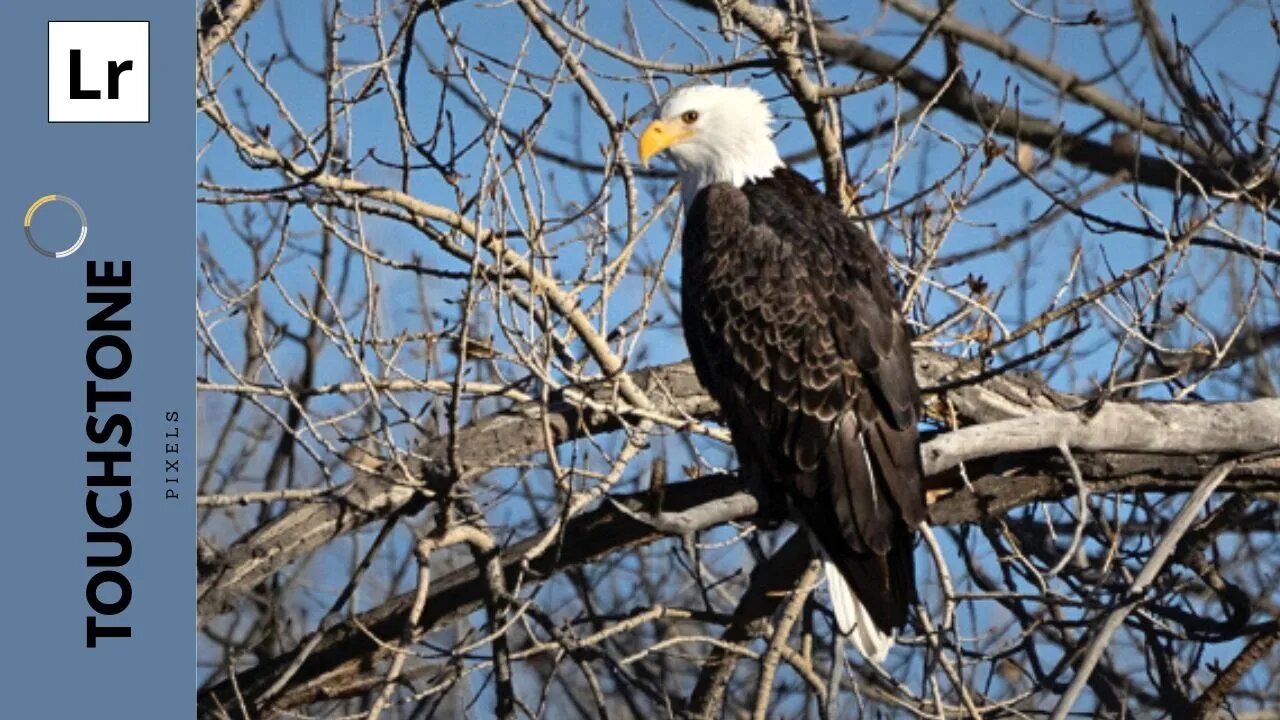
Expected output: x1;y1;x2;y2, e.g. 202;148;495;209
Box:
639;85;927;661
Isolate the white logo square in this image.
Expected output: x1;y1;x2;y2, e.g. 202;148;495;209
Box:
49;21;149;123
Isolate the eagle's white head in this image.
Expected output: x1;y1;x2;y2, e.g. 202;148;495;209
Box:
638;85;784;207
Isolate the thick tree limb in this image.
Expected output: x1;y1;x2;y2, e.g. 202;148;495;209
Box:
924;398;1280;476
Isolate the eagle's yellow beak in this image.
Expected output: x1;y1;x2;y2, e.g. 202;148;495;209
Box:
638;119;693;168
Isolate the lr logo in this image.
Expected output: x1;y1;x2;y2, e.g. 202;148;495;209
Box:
48;21;149;123
70;50;133;100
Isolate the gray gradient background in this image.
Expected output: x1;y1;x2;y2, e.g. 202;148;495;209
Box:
0;2;192;713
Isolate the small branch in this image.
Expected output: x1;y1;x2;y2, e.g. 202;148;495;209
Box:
752;559;821;720
1188;623;1280;719
198;0;267;61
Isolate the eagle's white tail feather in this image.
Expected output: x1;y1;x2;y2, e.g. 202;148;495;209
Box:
823;558;893;662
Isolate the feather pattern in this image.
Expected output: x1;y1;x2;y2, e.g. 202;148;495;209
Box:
682;167;927;642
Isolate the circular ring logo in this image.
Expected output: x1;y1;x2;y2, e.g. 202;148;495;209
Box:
25;194;87;258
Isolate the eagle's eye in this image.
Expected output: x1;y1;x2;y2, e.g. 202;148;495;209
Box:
681;110;699;124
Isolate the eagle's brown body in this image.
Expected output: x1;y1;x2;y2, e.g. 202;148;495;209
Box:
681;168;926;634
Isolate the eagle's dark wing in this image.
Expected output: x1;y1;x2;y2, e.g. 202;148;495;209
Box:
680;168;926;633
